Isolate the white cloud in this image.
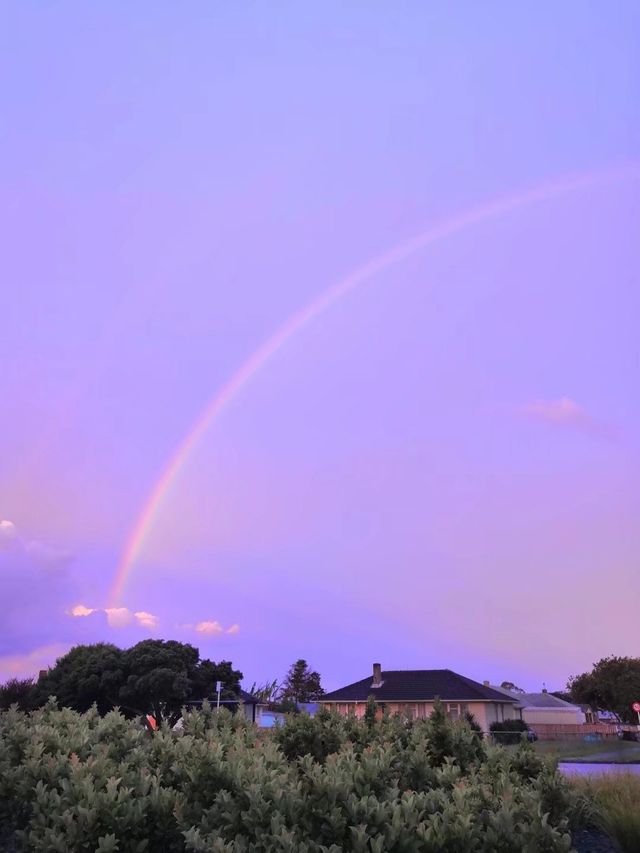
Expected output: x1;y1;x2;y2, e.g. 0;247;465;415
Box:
0;643;69;681
134;610;159;629
181;620;239;636
196;620;224;635
69;603;96;617
104;607;134;628
68;603;159;631
0;519;18;541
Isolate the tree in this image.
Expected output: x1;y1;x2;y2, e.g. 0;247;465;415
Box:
280;659;324;704
425;698;453;765
0;677;37;711
500;681;525;694
120;639;200;726
248;679;281;704
568;656;640;723
34;643;125;714
191;659;243;701
34;640;244;726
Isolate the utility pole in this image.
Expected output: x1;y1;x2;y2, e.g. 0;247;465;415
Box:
216;681;222;710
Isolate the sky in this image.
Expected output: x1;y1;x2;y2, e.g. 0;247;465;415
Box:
1;1;639;693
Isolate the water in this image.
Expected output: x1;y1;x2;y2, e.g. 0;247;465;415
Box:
559;762;640;776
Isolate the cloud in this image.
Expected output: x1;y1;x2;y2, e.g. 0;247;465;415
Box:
104;607;134;628
0;643;69;681
70;604;95;617
0;519;72;568
181;620;240;636
0;519;18;541
134;610;159;629
196;620;224;635
517;397;614;438
69;604;159;631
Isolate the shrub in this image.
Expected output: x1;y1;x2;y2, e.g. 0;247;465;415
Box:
0;701;582;851
490;718;532;745
570;774;640;853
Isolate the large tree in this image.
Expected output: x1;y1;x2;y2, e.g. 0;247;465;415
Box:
34;643;125;714
34;640;243;726
280;659;324;704
191;658;243;702
0;677;37;711
568;656;640;723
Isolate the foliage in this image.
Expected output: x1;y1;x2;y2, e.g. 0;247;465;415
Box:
0;701;585;852
501;681;525;693
464;710;483;734
31;641;243;726
0;678;37;711
490;718;532;745
189;658;242;703
280;658;324;704
34;643;125;715
570;773;640;853
364;695;377;727
248;678;281;704
568;656;640;723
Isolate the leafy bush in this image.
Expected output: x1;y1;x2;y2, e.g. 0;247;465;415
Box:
490;718;532;745
0;700;581;851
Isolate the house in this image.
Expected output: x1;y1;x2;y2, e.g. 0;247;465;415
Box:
490;686;586;726
321;663;522;733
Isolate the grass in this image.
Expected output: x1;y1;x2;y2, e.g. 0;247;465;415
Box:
534;738;640;763
570;774;640;853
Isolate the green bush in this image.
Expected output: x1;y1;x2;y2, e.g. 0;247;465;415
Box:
0;700;581;851
490;718;532;745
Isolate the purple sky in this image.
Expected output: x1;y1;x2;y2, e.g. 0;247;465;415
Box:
1;2;639;693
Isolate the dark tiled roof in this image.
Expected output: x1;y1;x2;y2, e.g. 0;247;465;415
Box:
237;688;261;704
322;669;519;704
520;692;582;709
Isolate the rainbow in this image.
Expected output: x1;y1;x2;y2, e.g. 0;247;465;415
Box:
108;164;639;607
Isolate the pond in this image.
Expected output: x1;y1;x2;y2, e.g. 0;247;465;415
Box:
559;762;640;776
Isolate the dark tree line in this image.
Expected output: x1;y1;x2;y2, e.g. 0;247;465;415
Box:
0;640;242;726
568;655;640;723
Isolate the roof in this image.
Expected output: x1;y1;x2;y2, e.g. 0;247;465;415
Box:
237;688;261;705
520;692;583;710
322;669;520;704
490;686;582;711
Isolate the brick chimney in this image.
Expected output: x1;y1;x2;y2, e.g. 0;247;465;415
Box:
372;662;382;687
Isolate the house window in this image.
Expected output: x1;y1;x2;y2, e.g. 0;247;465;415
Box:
444;703;469;720
403;703;416;720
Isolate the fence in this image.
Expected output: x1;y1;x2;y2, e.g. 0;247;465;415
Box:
489;723;639;743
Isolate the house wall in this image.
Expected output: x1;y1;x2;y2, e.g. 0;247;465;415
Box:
322;700;519;732
523;707;586;726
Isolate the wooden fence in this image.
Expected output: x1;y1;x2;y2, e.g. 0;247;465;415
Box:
528;722;633;740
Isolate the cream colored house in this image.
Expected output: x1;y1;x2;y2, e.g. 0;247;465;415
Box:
491;686;586;726
321;663;522;733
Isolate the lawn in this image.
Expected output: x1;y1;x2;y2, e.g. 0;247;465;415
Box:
534;739;640;764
